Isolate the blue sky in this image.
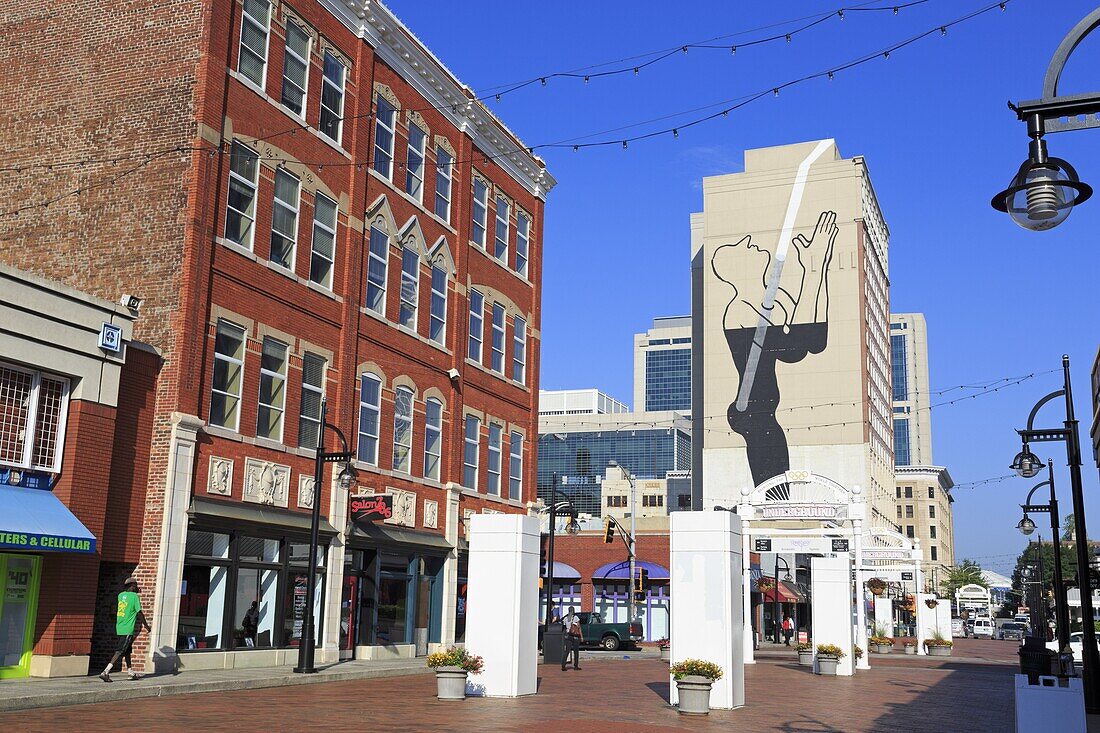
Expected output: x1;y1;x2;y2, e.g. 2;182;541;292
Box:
388;0;1100;575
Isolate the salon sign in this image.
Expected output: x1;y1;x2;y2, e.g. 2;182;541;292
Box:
350;494;394;524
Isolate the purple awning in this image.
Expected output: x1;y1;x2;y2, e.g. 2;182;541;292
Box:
593;560;670;581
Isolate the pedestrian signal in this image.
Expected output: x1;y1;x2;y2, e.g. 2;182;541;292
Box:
603;518;615;544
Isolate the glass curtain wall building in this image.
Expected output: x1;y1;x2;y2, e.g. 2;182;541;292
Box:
634;316;692;415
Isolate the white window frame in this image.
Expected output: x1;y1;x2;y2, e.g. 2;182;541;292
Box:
374;96;396;179
405;124;426;202
0;361;70;473
512;315;526;384
508;431;523;500
516;210;530;277
309;192;337;290
280;20;311;118
320;50;346;145
468;290;484;362
211;320;246;432
429;265;447;345
471;178;488;248
494;195;509;262
486;423;502;496
225;141;260;249
423;398;443;481
237;0;271;89
366;225;389;316
434;147;452;222
270;167;300;270
399;246;419;331
298;352;325;449
357;373;382;465
256;337;288;442
392;386;414;474
490;303;505;373
463;415;480;490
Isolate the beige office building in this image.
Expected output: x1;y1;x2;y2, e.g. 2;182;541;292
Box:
895;466;955;592
691;139;895;528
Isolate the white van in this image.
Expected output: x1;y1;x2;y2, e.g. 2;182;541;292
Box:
973;618;995;639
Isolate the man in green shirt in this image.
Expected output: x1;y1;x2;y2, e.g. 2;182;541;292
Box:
100;577;150;682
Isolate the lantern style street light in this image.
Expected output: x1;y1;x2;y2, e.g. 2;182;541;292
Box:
991;8;1100;230
1017;459;1070;653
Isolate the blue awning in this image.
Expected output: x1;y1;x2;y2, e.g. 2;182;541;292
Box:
540;561;581;580
593;560;670;580
0;486;97;554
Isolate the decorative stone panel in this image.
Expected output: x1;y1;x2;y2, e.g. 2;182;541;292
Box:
385;488;416;527
423;499;438;529
298;475;316;510
243;458;290;507
208;456;233;496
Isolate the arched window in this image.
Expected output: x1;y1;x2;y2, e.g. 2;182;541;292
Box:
424;398;443;481
358;373;382;465
392;386;414;473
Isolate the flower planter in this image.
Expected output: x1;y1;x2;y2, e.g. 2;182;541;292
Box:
872;643;893;654
659;646;671;661
903;645;916;655
927;645;952;657
435;666;469;700
675;675;714;715
797;650;814;667
816;655;839;675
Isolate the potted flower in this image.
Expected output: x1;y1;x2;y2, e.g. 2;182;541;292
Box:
870;625;894;654
924;632;954;657
902;638;917;655
815;643;845;675
854;645;864;663
866;578;887;596
757;577;775;593
796;642;814;667
426;646;484;699
670;659;723;715
657;638;670;661
925;598;939;609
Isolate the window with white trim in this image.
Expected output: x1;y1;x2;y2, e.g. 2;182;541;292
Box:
487;423;502;496
423;398;442;481
211;320;246;431
434;147;452;221
298;352;325;449
463;415;480;489
319;51;345;144
309;193;337;289
508;431;522;500
406;124;425;202
225;141;259;248
429;265;447;345
237;0;271;88
357;373;381;465
516;210;530;277
373;96;396;179
392;386;413;474
399;246;419;330
257;337;288;441
494;195;509;262
467;290;484;361
490;303;505;373
280;21;310;116
512;315;526;384
0;362;69;472
366;225;388;315
269;167;299;269
471;178;488;248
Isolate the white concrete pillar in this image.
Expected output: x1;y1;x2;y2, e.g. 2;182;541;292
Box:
742;519;755;664
320;473;348;664
811;556;854;676
915;557;926;654
439;484;462;647
853;521;869;670
669;511;744;710
874;596;893;636
464;514;538;697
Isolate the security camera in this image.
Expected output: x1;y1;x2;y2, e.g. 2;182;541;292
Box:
447;368;460;381
119;294;142;311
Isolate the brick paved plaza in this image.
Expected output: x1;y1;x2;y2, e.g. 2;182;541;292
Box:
1;639;1020;732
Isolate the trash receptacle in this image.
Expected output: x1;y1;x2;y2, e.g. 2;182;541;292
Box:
543;626;564;666
1018;637;1055;684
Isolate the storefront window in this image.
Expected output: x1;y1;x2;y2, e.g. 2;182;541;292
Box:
238;535;280;562
232;567;279;648
179;564;229;650
376;576;409;644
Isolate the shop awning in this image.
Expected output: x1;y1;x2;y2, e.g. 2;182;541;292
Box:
541;561;580;580
348;522;453;554
759;580;806;604
190;497;337;536
592;560;670;581
0;485;96;553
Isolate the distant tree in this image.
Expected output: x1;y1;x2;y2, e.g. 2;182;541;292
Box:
1010;539;1077;620
1062;513;1075;542
939;559;987;599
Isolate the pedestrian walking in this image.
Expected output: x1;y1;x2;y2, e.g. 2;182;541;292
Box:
561;606;581;671
100;577;150;682
782;614;794;646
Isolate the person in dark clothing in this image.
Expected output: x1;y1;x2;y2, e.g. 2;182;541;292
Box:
561;606;581;671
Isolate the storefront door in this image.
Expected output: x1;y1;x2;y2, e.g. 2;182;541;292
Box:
340;574;357;659
0;554;41;679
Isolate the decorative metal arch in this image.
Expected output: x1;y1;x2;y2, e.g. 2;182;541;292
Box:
746;471;853;507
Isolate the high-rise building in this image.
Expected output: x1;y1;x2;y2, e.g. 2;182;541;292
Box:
634;316;693;414
891;313;933;466
895;466;955;592
692;139;895;528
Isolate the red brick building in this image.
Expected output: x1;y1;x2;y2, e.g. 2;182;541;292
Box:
0;0;552;675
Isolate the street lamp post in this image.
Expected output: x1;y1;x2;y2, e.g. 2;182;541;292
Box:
1010;355;1097;709
1017;459;1070;652
294;397;356;674
991;9;1100;230
773;555;792;645
542;485;579;628
608;460;638;623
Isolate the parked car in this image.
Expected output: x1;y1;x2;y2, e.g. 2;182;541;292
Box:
972;618;996;639
951;618;966;637
1046;631;1100;660
964;619;975;637
998;622;1028;641
551;612;642;651
1014;614;1032;628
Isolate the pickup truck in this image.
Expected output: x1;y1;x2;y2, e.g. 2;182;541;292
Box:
570;612;643;651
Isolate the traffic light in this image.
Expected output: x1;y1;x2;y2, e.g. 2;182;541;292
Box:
603;517;615;544
633;590;646;603
635;567;649;592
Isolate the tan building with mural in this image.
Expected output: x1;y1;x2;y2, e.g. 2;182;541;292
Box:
691;139;894;528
